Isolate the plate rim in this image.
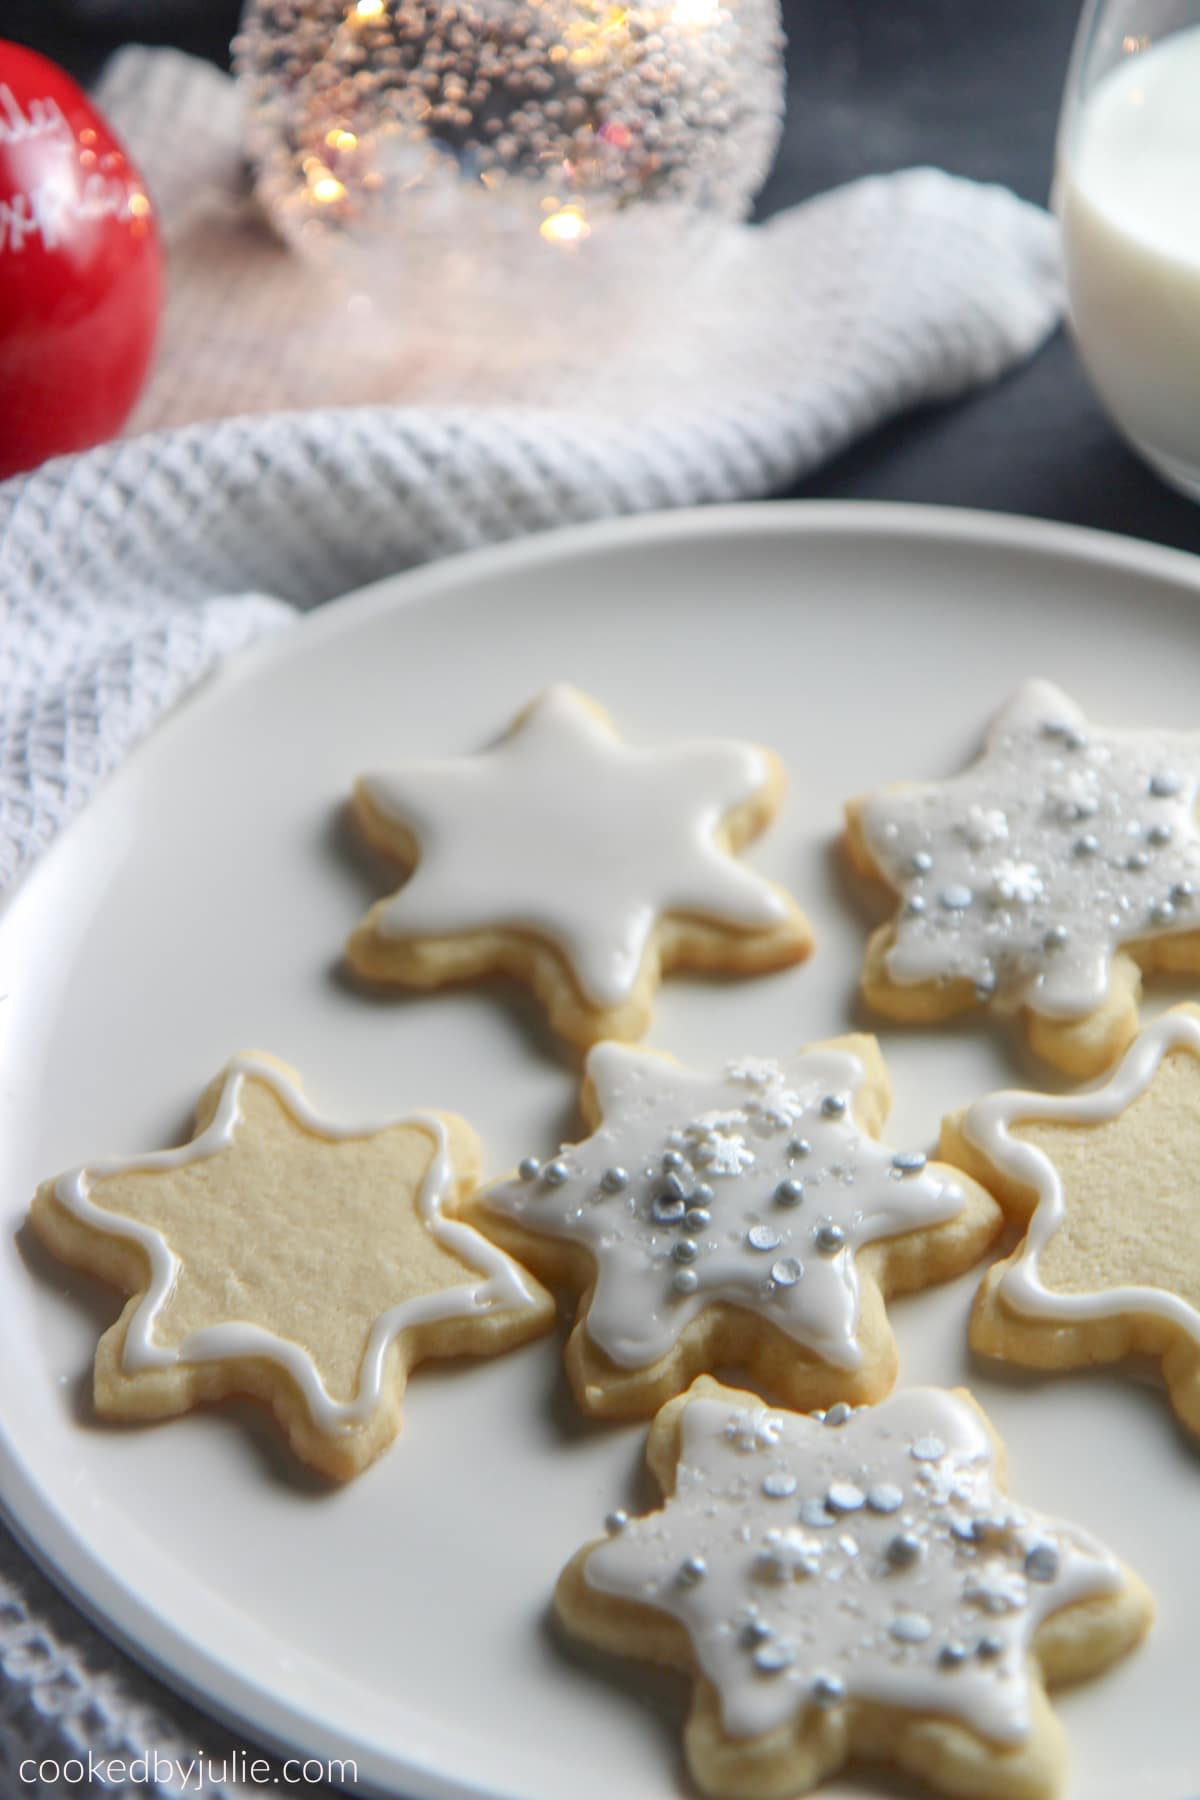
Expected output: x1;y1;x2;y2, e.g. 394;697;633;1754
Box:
3;497;1200;1798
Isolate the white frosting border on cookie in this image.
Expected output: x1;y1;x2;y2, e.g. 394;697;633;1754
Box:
964;1010;1200;1338
52;1054;540;1435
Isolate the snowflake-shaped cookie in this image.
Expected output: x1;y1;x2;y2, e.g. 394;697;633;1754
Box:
557;1379;1151;1799
345;685;812;1049
845;678;1200;1076
944;1003;1200;1442
29;1053;553;1480
471;1037;1000;1415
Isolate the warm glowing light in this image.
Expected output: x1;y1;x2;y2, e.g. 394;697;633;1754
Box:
327;128;359;151
539;207;590;244
355;0;385;16
672;0;720;26
1122;33;1150;52
128;192;151;218
311;174;348;203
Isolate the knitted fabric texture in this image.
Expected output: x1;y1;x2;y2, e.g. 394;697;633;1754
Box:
0;45;1062;1798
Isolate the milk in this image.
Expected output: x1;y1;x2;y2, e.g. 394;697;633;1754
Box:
1059;27;1200;492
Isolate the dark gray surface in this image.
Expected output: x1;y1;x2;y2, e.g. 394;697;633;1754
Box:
7;0;1200;554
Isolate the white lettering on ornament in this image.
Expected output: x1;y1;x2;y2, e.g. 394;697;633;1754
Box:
0;85;72;149
0;172;140;254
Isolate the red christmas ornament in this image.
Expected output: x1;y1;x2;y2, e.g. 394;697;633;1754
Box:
0;41;163;479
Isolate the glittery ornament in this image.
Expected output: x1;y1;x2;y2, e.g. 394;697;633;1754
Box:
234;0;784;339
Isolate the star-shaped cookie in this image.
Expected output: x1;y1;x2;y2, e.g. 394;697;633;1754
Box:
30;1053;553;1480
942;1003;1200;1440
557;1378;1151;1800
469;1037;1000;1416
845;678;1200;1076
345;685;812;1049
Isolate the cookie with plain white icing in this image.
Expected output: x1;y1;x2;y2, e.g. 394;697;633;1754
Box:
29;1053;554;1480
469;1035;1001;1417
942;1003;1200;1440
845;678;1200;1077
556;1377;1152;1800
345;684;812;1050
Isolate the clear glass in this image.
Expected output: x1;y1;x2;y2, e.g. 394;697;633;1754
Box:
1056;0;1200;499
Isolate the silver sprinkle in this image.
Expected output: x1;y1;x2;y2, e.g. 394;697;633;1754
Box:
662;1150;685;1172
517;1156;541;1181
824;1402;853;1427
762;1471;797;1499
910;1436;946;1463
1042;719;1071;739
1151;900;1176;926
1148;823;1174;846
1074;834;1100;857
974;975;997;1002
601;1166;629;1192
890;1612;932;1644
1150;770;1183;797
826;1482;864;1513
866;1483;904;1513
939;884;973;910
1024;1543;1060;1583
821;1094;847;1118
939;1642;968;1669
692;1182;715;1204
891;1150;927;1174
672;1268;699;1296
605;1510;628;1534
652;1195;687;1225
799;1498;837;1529
662;1171;689;1201
788;1138;812;1159
1126;851;1150;873
1064;729;1088;751
1173;880;1195;903
976;1634;1004;1661
747;1224;782;1252
910;851;933;874
814;1223;845;1254
886;1532;922;1569
672;1239;698;1264
1043;925;1069;950
771;1256;803;1287
775;1178;805;1206
753;1640;795;1675
905;895;927;916
811;1673;845;1706
685;1207;711;1231
543;1160;569;1185
678;1555;706;1585
740;1617;771;1647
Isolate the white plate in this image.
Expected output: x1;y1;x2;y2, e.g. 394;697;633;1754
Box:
2;503;1199;1800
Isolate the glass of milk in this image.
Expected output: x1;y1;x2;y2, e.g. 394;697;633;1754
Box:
1057;0;1200;498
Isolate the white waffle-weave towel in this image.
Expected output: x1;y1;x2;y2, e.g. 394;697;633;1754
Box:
0;44;1062;1799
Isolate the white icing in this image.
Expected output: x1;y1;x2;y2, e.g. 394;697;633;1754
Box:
860;679;1200;1020
53;1055;539;1435
482;1045;964;1370
358;684;789;1009
964;1010;1200;1338
584;1387;1122;1745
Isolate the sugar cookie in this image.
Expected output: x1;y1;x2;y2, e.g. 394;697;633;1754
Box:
557;1378;1151;1800
944;1003;1200;1440
30;1053;554;1480
471;1037;1000;1416
346;684;812;1049
845;678;1200;1076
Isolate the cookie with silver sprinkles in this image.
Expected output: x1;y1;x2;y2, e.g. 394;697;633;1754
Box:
468;1035;1001;1417
844;678;1200;1077
345;684;811;1050
556;1377;1151;1800
945;1002;1200;1442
